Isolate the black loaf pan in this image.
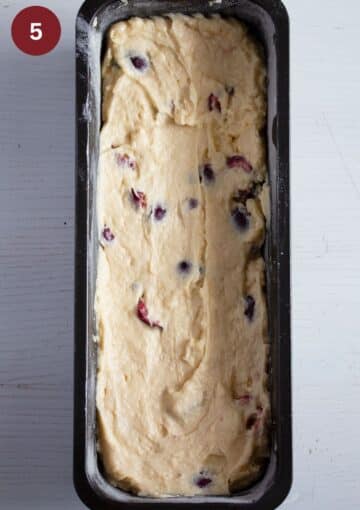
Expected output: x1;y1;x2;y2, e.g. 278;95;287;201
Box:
74;0;291;508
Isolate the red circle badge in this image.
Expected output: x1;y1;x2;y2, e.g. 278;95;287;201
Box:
11;6;61;56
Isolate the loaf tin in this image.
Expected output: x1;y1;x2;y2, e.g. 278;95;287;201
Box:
74;1;291;508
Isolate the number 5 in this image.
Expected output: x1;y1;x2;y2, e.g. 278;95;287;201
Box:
30;22;42;41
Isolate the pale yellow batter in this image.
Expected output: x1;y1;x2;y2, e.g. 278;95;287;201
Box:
96;14;270;497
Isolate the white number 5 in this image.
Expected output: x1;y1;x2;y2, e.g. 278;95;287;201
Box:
30;22;43;41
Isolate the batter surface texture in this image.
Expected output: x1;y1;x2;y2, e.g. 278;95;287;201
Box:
96;14;270;497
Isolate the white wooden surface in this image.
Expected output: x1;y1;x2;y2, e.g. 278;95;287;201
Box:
0;0;359;508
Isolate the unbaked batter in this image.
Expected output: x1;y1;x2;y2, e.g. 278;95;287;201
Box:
96;14;270;497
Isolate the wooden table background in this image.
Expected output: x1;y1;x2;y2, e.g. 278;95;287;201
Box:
1;0;359;508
